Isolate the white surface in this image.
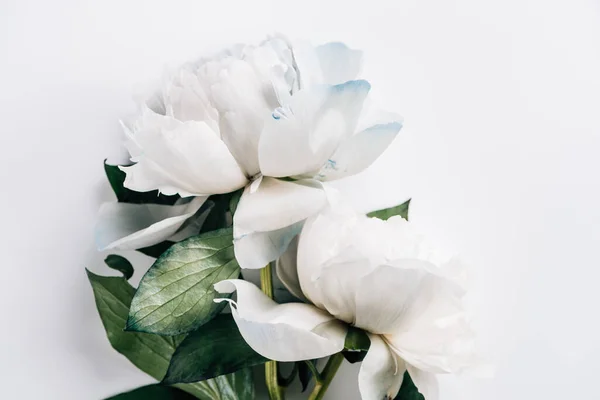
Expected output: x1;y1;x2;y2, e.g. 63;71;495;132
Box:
1;0;600;398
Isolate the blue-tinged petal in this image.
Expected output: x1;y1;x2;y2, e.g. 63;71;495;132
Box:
95;196;207;251
292;40;363;88
315;42;363;85
258;80;371;178
317;120;402;181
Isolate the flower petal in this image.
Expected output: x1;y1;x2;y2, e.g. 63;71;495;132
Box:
234;177;328;234
275;236;307;301
209;60;276;177
292;41;362;88
258;81;371;178
95;196;207;251
406;365;439;400
383;263;477;374
234;222;303;270
317;121;402;181
358;334;406;400
122;110;248;197
314;42;363;85
214;279;346;361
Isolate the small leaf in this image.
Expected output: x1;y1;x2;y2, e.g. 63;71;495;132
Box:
126;228;240;335
229;189;243;216
137;241;175;258
86;269;254;400
367;199;411;221
342;326;371;364
104;161;179;206
394;371;425;400
104;255;134;280
163;314;268;384
199;195;231;234
105;384;196;400
298;360;318;392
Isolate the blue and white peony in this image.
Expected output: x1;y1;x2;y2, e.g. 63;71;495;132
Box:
97;36;403;270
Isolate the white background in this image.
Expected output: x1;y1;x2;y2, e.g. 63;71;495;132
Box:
2;0;600;399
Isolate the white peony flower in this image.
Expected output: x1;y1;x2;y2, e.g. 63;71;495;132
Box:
215;205;478;400
110;36;403;268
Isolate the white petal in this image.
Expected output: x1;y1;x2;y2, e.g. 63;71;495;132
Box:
258;81;371;178
209;59;275;177
358;334;406;400
122;111;248;196
353;262;448;335
234;177;328;236
274;236;307;301
317;121;402;181
214;279;346;361
383;265;477;374
234;222;303;270
292;40;362;88
315;42;363;85
406;365;439;400
95;196;207;251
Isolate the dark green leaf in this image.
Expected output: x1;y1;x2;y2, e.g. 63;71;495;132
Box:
229;190;243;216
104;161;179;205
342;326;371;363
297;360;318;392
105;384;196;400
126;228;240;335
163;314;268;384
367;199;411;221
137;241;175;258
87;269;254;400
395;371;425;400
199;195;231;234
104;254;134;280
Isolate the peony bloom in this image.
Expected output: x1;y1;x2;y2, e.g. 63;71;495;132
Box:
101;36;403;268
215;205;477;400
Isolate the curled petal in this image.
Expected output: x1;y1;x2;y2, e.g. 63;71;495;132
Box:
317;121;402;181
275;236;307;301
406;365;439;400
95;196;207;251
358;334;406;400
234;222;303;270
233;178;328;269
258;81;371;178
121;110;248;197
214;279;346;361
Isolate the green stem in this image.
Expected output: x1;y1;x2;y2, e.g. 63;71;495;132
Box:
307;353;344;400
260;263;285;400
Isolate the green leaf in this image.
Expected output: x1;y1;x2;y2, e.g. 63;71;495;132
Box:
104;161;179;206
104;254;134;280
367;199;411;221
297;360;318;392
229;190;243;216
342;326;371;364
87;269;254;400
137;241;175;258
126;228;240;335
199;195;231;234
395;371;425;400
163;314;268;384
105;384;196;400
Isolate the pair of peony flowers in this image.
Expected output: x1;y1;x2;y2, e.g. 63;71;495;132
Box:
96;35;478;400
